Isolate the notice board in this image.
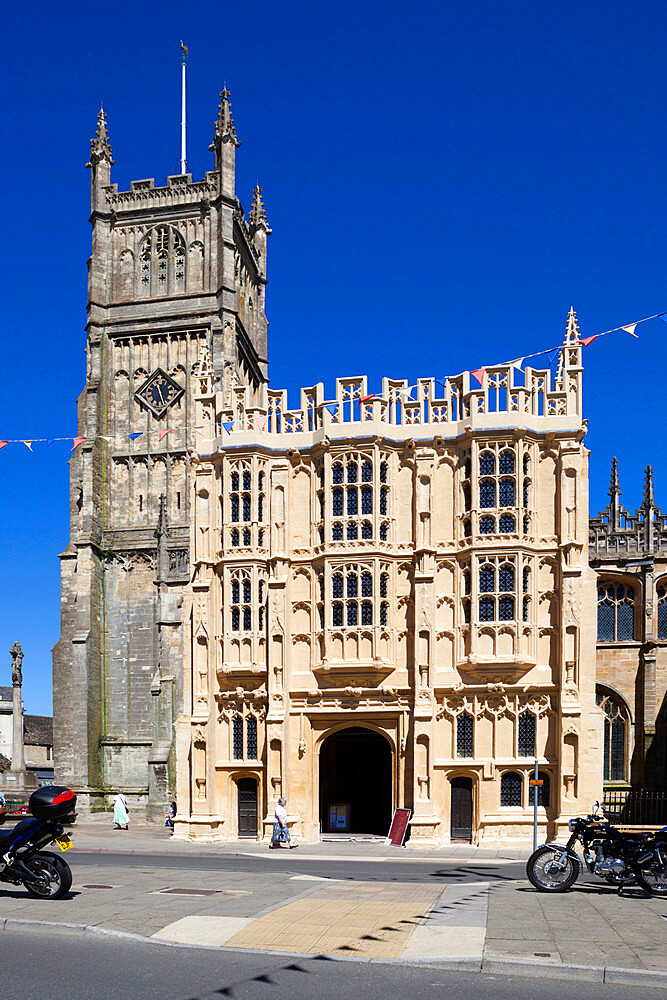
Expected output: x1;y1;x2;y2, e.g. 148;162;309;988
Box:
385;807;411;846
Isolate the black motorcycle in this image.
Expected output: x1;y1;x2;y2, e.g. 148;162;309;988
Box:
526;803;667;895
0;786;76;900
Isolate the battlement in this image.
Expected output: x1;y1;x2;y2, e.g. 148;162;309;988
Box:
200;340;583;445
103;172;219;212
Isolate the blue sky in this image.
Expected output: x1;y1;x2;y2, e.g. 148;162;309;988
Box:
1;1;665;714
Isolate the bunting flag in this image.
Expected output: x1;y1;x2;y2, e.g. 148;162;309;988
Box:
221;421;234;434
0;442;7;450
508;358;524;372
470;367;486;386
359;394;376;403
71;437;86;450
621;323;638;338
158;429;171;442
579;335;600;347
255;416;266;432
22;441;33;451
46;439;55;446
324;403;338;417
396;385;416;398
129;432;143;440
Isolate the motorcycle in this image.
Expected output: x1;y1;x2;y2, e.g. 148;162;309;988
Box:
0;786;76;900
526;802;667;895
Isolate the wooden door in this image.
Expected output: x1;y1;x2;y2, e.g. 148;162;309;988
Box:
237;778;258;837
450;777;473;841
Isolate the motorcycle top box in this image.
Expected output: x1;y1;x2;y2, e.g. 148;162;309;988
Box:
28;786;77;820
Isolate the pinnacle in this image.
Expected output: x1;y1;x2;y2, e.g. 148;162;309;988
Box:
210;87;240;150
249;183;270;232
642;465;655;509
565;306;580;343
87;104;114;168
609;456;621;499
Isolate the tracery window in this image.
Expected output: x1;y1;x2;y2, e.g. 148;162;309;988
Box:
230;570;253;632
478;446;517;514
457;713;474;757
596;689;627;782
500;771;522;807
657;584;667;639
232;713;259;761
329;564;388;628
329;454;390;542
139;226;186;297
478;558;515;622
597;583;635;641
518;712;536;757
227;462;266;549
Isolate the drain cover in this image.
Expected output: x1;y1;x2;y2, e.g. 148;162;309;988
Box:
82;884;115;890
158;888;221;896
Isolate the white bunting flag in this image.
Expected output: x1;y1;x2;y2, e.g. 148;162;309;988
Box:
621;324;638;338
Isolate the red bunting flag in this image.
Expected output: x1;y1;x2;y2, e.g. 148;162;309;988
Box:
470;368;486;386
579;335;600;347
71;437;86;450
0;442;7;450
359;394;376;403
158;429;171;442
255;416;266;432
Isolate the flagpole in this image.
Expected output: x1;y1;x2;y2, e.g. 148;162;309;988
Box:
180;42;187;174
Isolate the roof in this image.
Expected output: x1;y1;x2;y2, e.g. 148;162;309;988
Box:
23;715;53;746
0;686;12;703
0;752;9;772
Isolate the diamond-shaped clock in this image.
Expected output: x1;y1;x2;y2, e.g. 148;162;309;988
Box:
135;369;184;418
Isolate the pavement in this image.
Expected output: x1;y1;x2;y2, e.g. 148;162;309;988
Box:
0;819;665;988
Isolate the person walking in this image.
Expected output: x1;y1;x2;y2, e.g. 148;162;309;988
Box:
113;791;129;830
269;797;298;849
165;801;176;831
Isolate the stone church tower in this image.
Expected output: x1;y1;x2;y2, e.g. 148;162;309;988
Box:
53;91;270;817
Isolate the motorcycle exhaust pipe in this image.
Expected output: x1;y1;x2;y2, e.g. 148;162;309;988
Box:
6;858;46;885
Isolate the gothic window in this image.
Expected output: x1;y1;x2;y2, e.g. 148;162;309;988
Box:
380;573;388;598
231;530;239;547
333;573;343;598
479;479;495;508
246;717;258;760
528;772;550;807
480;515;494;534
478;558;516;623
140;226;186;297
499;450;515;475
479;451;495;476
361;521;372;539
258;529;264;547
658;585;667;639
348;485;358;515
500;771;522;807
499;514;515;533
230;570;252;632
523;515;530;534
380;462;388;483
242;495;251;521
243;529;251;546
463;483;472;511
361;486;373;514
522;597;530;622
379;522;388;541
242;471;251;491
232;716;244;759
518;712;536;757
523;480;530;509
596;689;628;782
330;453;388;541
332;522;343;540
333;602;343;626
347;523;358;540
361;571;373;596
361;601;373;625
462;598;471;623
499;478;515;507
258;494;264;521
347;461;358;483
597;583;635;641
380;487;388;515
523;454;530;476
332;463;344;484
457;712;474;757
380;602;388;625
330;564;384;628
347;602;358;626
231;497;239;522
333;489;344;516
362;461;373;482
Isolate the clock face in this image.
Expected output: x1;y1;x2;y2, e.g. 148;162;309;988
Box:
135;369;184;418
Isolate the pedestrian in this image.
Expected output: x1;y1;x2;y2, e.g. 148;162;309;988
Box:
269;797;298;849
0;792;6;825
113;791;129;830
165;801;176;830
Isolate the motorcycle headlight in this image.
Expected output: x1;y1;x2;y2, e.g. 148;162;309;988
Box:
569;819;577;832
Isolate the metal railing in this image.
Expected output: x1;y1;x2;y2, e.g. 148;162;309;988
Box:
603;789;667;826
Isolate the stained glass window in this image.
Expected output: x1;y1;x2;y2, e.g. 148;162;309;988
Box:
499;564;514;592
347;573;358;598
333;602;343;626
480;515;494;534
361;601;373;625
332;463;344;484
232;580;240;604
380;488;388;515
500;771;522;807
332;522;343;540
242;495;251;521
347;602;358;626
479;596;495;621
361;486;373;514
243;579;251;603
243;471;251;490
499;450;515;474
499;514;515;533
361;572;373;596
243;607;251;630
347;462;358;483
380;462;388;483
231;472;239;491
333;574;343;598
479;565;495;592
499;596;514;620
361;521;372;539
479;451;495;476
362;461;373;482
243;529;250;546
231;497;239;522
231;530;239;547
333;489;344;516
479;479;495;508
347;522;358;540
231;607;240;631
347;489;358;516
380;573;388;598
499;478;515;507
522;596;530;622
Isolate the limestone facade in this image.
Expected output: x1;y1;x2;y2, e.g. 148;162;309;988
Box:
175;311;604;845
53;92;270;817
590;462;667;792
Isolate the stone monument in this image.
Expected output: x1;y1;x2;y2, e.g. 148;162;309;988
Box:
0;642;38;794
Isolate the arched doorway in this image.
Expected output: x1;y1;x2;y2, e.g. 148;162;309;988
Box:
237;777;258;838
319;726;392;835
450;776;473;841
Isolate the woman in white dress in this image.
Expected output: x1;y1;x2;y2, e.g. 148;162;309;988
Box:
269;797;298;849
113;791;129;830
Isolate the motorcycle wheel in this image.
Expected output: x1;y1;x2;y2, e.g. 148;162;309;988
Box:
526;846;580;892
636;863;667;896
20;851;72;900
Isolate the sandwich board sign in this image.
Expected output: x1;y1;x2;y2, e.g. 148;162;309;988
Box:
385;807;412;846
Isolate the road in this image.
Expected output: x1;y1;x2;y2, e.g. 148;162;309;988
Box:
2;928;661;1000
69;850;526;885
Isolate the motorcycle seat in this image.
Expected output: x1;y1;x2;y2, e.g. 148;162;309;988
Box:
0;818;42;851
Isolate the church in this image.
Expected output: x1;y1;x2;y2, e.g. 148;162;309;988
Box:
54;86;609;842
